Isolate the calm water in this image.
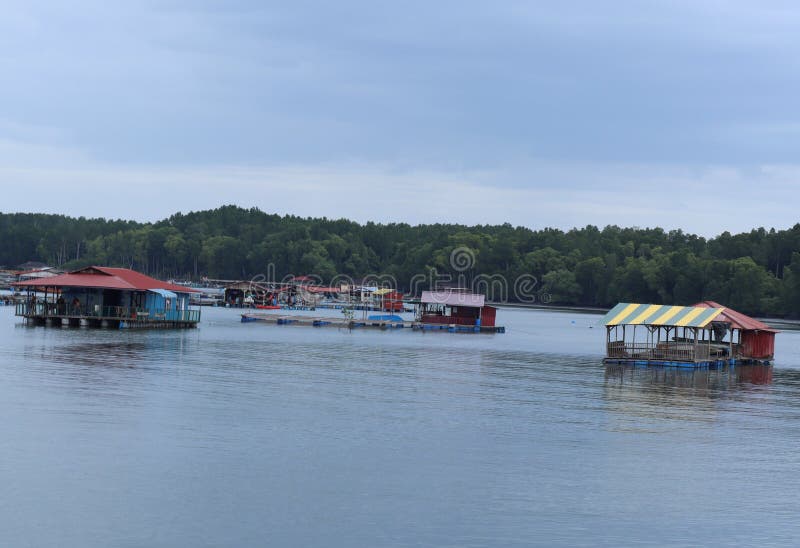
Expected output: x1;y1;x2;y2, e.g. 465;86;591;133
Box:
1;304;800;547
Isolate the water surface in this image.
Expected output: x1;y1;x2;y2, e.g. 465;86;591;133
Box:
1;305;798;547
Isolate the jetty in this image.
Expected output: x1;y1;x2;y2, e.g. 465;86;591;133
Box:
242;288;505;334
601;301;777;367
241;313;505;333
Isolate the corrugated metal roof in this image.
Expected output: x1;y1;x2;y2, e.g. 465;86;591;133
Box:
601;303;724;328
693;301;779;333
421;290;485;308
149;288;178;299
13;266;198;293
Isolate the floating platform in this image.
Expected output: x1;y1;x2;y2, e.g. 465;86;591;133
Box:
241;313;505;333
17;302;200;329
20;313;199;329
603;357;771;368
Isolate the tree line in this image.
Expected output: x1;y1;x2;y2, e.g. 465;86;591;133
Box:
2;205;800;317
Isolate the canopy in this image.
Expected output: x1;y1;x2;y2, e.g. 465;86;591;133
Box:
601;303;724;328
149;288;177;299
372;288;398;296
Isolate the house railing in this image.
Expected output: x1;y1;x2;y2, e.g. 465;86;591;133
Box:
606;341;715;362
15;303;201;323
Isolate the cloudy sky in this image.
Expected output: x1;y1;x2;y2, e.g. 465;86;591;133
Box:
2;0;799;236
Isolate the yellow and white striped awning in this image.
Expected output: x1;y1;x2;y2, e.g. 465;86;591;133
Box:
601;303;725;328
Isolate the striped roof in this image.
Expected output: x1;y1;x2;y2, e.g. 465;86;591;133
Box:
601;303;725;328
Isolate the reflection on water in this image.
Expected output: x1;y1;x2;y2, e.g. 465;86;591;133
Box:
602;364;775;430
605;364;773;393
3;306;800;547
56;342;149;367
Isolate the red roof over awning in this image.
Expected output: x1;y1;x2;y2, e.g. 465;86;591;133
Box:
12;266;199;293
693;301;778;333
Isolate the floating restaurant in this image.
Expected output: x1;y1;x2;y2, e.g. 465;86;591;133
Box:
601;302;777;367
14;266;200;329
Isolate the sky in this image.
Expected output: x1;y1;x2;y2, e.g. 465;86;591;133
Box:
2;0;800;237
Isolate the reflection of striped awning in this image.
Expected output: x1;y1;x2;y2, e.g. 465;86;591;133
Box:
601;303;725;328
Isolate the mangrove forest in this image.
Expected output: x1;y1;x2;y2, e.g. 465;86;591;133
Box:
2;205;800;317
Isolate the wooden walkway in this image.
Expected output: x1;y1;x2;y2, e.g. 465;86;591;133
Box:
241;313;505;333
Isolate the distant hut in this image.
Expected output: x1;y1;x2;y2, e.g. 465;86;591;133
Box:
372;288;405;312
16;266;62;282
418;289;498;329
224;281;253;307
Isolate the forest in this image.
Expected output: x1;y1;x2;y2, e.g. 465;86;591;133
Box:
3;205;800;317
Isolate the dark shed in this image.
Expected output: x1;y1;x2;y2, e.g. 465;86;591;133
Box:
693;301;778;360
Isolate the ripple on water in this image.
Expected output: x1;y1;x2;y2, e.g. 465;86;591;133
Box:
0;306;800;546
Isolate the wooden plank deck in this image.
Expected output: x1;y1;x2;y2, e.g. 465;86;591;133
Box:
241;313;505;333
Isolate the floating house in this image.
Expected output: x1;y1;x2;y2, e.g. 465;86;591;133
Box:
14;266;200;328
223;281;253;307
601;302;777;367
417;289;501;332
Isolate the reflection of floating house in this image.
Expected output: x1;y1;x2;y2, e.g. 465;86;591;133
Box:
417;289;502;332
601;302;777;367
14;266;200;329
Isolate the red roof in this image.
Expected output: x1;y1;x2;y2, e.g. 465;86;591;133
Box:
693;301;778;333
12;266;199;293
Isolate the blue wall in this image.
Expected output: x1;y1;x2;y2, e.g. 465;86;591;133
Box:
57;288;191;320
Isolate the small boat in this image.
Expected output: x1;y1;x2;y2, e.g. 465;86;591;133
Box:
255;304;281;310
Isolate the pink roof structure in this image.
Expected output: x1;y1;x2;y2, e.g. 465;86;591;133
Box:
420;289;485;308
